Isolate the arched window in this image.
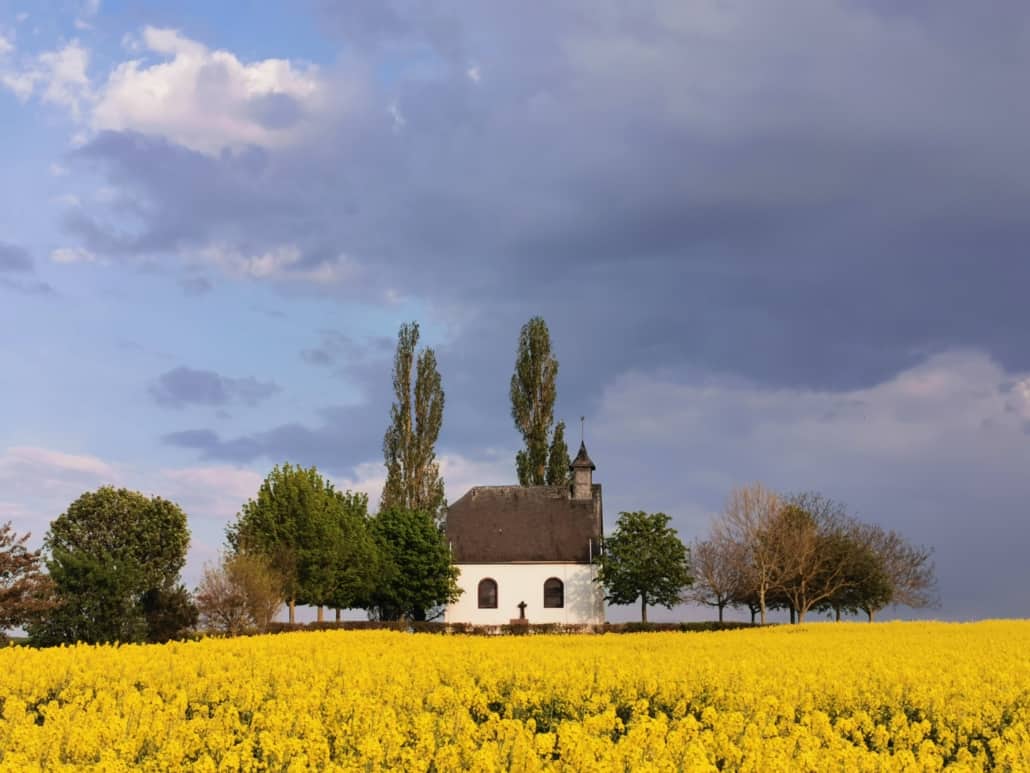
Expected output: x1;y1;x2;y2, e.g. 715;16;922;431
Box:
543;577;564;608
478;578;498;609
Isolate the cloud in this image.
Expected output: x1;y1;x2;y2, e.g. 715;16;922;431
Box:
158;465;262;521
91;26;327;154
0;33;12;57
300;330;394;374
177;275;213;295
1;39;92;111
48;1;1030;400
0;242;56;295
197;243;356;283
50;246;96;264
149;366;281;409
0;242;32;272
38;41;92;117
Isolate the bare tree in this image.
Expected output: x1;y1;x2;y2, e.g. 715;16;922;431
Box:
195;553;283;636
862;526;937;621
713;483;782;624
687;537;745;623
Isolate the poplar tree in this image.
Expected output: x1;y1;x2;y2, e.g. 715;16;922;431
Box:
510;316;568;486
380;321;446;516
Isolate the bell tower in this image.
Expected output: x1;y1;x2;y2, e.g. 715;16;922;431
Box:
570;441;595;500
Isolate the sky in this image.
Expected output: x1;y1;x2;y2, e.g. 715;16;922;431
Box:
1;0;1028;623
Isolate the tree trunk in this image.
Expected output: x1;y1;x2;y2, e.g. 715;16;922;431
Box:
289;598;296;624
317;605;324;623
750;608;757;624
758;589;766;625
797;608;805;624
834;606;841;622
641;597;648;624
717;603;724;624
335;608;341;622
867;609;874;623
789;605;796;624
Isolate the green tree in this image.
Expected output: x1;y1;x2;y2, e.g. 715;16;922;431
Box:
0;522;55;639
596;511;693;623
227;463;377;624
365;508;461;621
30;486;192;645
510;316;569;486
381;322;446;516
304;490;379;620
545;420;571;486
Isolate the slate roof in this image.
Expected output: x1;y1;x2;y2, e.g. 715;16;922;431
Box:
571;441;595;470
446;484;602;563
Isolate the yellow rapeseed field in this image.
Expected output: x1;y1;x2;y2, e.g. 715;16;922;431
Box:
1;621;1028;771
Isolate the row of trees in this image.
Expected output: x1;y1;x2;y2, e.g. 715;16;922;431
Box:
689;483;937;624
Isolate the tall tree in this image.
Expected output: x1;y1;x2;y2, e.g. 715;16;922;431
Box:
30;486;193;645
713;483;782;624
227;464;377;624
687;537;745;623
365;508;461;621
381;322;446;516
596;510;692;623
768;493;855;624
0;522;54;639
510;316;566;486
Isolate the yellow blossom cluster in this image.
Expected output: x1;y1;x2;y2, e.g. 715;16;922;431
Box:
1;621;1028;771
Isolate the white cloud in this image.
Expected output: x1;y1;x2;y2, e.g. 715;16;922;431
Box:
37;40;91;117
51;246;96;264
0;34;13;57
159;465;263;521
91;26;326;154
198;243;357;284
466;64;481;83
49;162;67;176
1;446;117;479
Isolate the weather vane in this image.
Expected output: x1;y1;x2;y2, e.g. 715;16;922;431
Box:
580;416;585;444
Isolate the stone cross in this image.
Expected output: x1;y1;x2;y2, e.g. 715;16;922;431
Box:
517;600;527;620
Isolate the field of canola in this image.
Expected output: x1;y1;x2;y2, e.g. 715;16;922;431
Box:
1;621;1028;771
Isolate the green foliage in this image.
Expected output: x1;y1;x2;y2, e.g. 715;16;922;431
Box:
142;585;198;643
511;316;565;486
545;420;571;486
30;486;192;645
596;511;693;623
381;322;446;516
227;464;378;618
366;508;461;621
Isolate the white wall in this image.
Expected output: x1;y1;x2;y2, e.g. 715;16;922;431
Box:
445;563;604;625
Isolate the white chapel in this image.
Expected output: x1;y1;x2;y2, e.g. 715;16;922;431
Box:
444;442;605;625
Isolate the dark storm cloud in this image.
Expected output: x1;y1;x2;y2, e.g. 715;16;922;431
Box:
64;1;1030;397
163;401;389;474
149;366;281;409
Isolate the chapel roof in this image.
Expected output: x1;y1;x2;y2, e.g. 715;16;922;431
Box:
446;483;602;564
